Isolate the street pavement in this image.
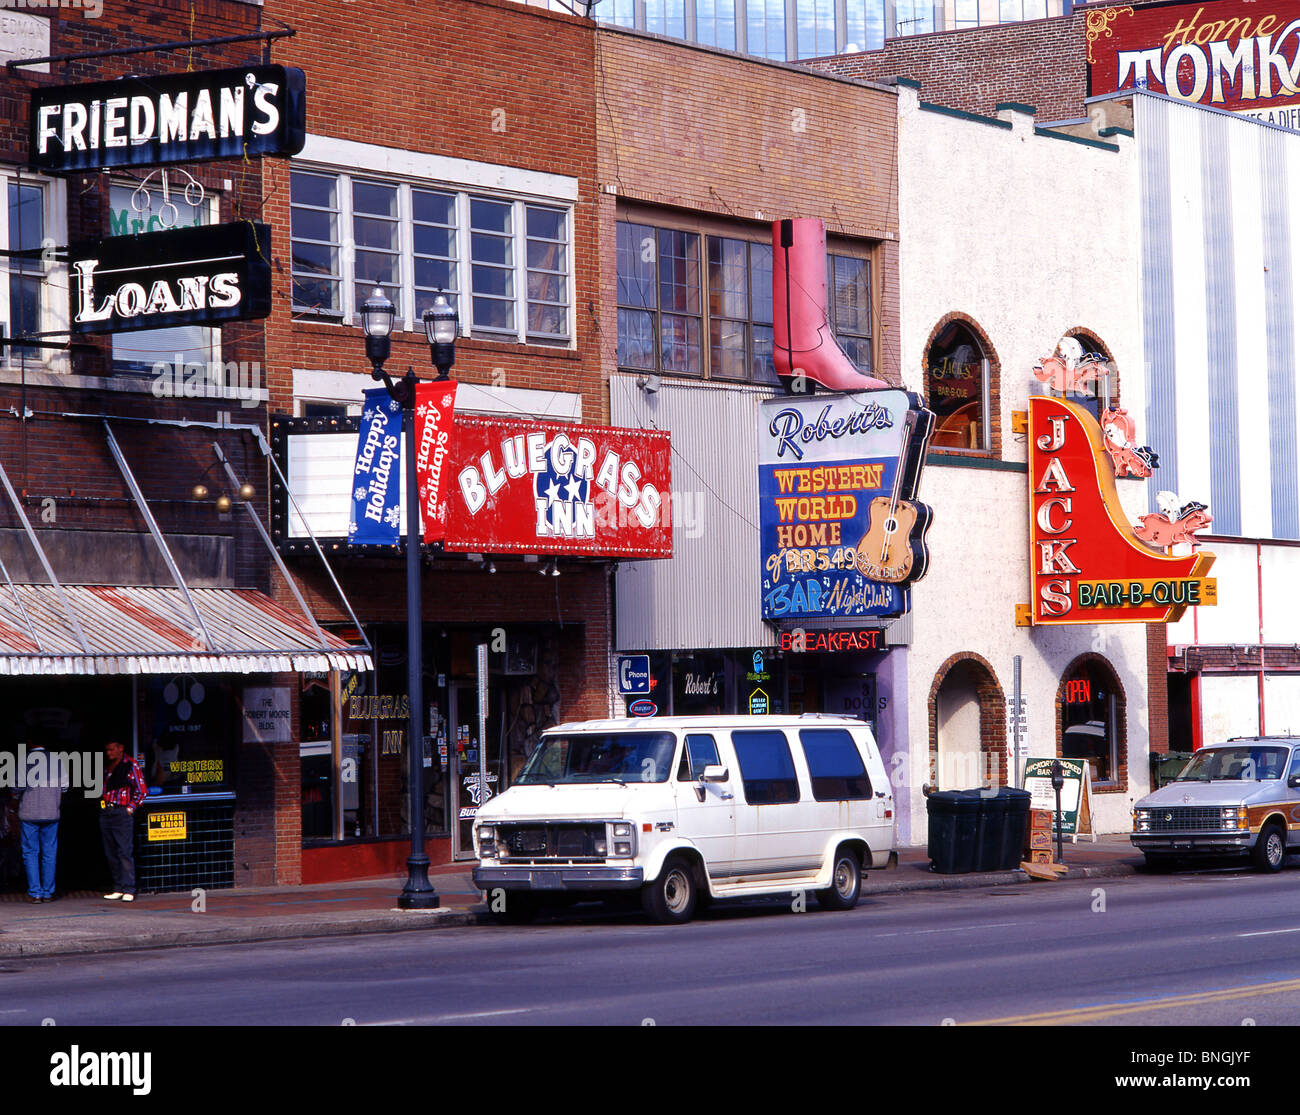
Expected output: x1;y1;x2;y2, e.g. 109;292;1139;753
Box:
0;835;1143;959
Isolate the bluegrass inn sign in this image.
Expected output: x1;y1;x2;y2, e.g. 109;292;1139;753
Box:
29;64;306;171
68;222;272;334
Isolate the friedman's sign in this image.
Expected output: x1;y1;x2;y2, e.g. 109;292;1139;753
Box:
68;222;271;335
757;389;934;621
1087;1;1300;126
30;64;306;171
1023;395;1216;626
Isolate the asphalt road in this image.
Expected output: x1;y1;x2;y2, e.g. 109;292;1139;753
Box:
6;868;1300;1027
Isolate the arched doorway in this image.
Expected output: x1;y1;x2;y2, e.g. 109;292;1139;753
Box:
928;655;1005;791
1059;655;1127;789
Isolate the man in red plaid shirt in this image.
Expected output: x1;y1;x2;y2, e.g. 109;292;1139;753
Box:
99;740;147;902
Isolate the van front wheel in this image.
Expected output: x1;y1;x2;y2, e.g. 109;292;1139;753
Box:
642;856;697;925
815;848;862;911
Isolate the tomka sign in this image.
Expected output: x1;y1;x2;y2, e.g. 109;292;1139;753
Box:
1086;1;1300;126
1022;396;1217;626
445;417;672;558
68;222;271;335
30;65;306;171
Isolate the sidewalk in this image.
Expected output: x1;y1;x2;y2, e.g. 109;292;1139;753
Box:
0;836;1143;959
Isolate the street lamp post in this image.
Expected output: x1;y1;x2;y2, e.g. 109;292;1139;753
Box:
361;288;457;909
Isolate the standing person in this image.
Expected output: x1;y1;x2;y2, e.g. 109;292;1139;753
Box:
18;743;67;903
99;740;146;902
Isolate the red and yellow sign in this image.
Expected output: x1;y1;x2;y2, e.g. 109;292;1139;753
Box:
1023;396;1216;626
146;811;187;842
1087;1;1300;127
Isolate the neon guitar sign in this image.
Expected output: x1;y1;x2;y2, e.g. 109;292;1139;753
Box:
856;408;934;584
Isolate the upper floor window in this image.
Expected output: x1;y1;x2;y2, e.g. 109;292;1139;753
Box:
926;320;990;451
999;0;1048;21
618;217;872;384
894;0;934;36
1;174;65;371
290;168;572;346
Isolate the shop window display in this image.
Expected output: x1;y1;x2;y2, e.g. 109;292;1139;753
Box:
1060;660;1122;785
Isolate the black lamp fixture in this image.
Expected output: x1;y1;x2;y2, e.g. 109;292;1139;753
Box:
361;287;396;383
423;293;458;379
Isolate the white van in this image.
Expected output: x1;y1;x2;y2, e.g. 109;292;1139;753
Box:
472;714;896;924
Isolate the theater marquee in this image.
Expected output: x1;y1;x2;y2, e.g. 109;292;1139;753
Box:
1021;395;1217;626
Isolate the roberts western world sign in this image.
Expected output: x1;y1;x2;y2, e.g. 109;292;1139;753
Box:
30;65;306;171
68;222;272;335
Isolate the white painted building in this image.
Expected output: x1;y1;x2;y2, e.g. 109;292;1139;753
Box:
893;79;1149;841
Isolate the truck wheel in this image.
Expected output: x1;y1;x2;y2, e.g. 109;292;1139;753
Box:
815;847;862;911
641;856;696;925
1253;823;1287;873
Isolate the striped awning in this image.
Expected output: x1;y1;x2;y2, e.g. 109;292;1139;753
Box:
0;584;372;676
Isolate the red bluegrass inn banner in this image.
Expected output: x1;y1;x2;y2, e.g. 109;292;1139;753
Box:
444;417;672;558
1086;1;1300;126
1024;396;1216;626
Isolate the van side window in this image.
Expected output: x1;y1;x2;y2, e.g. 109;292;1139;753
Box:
731;730;801;804
677;734;721;781
1289;751;1300;783
799;728;872;801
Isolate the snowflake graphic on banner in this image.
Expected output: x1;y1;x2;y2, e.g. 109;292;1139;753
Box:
384;505;402;529
354;487;367;501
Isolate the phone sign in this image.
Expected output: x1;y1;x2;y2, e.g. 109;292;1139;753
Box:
618;655;652;696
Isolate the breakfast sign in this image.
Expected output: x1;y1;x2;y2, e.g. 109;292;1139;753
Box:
757;389;934;620
1022;395;1216;626
1086;1;1300;127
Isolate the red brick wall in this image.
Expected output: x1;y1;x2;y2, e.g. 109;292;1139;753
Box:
1146;622;1169;754
806;12;1088;124
260;0;601;415
595;28;900;384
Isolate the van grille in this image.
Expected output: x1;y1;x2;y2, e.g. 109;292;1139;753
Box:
499;823;605;863
1146;807;1224;832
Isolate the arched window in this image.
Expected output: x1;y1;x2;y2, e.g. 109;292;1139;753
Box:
926;320;990;450
1060;657;1126;787
1060;330;1115;420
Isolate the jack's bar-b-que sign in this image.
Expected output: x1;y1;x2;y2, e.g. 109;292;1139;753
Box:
30;65;306;171
69;221;272;335
1024;395;1216;626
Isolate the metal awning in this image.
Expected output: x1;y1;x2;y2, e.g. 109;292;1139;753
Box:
0;584;373;676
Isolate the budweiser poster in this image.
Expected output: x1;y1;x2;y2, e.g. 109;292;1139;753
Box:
444;417;672;558
1086;1;1300;126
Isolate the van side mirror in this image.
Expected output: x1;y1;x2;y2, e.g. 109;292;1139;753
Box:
1289;774;1300;789
698;764;729;783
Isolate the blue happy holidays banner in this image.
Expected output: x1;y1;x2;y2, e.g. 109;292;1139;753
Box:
349;387;403;545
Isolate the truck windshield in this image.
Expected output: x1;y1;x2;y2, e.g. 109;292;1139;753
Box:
1173;746;1288;782
516;732;677;785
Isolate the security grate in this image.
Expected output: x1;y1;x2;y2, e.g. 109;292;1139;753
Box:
135;802;235;893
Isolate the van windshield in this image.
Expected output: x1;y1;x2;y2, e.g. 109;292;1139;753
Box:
517;732;677;785
1173;746;1288;782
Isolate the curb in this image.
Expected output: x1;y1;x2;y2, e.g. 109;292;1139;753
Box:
862;860;1140;894
0;906;491;960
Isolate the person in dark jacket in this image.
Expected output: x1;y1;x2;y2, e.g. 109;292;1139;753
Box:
18;743;67;903
99;740;147;902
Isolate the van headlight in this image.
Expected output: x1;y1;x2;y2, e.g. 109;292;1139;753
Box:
608;821;636;858
477;825;497;858
1222;807;1248;831
1133;808;1151;832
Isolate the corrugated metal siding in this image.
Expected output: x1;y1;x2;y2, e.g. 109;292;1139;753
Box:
612;375;777;651
1201;110;1242;536
1136;93;1300;540
1261;127;1300;539
1138;95;1179;515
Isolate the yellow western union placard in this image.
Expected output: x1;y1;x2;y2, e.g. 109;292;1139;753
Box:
146;811;187;842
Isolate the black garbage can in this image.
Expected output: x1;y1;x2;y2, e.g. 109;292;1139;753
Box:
988;787;1032;871
927;789;982;874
